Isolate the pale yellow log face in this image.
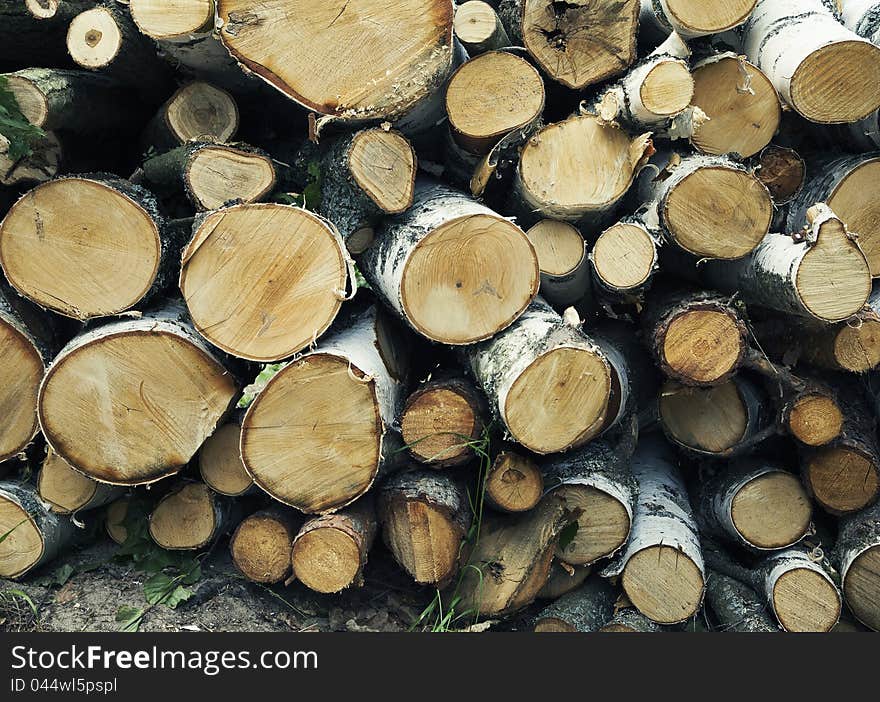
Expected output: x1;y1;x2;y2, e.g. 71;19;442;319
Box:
199;423;252;496
401;214;538;344
592;223;656;290
659;380;748;454
149;483;217;549
166;82;239;144
241;354;381;514
0;496;42;579
67;8;123;69
348;130;416;213
828;158;880;277
622;545;704;625
453;1;497;44
731;472;812;550
186;147;276;211
5;76;48;128
0;179;161;319
0;318;43;462
130;0;215;38
525;220;585;276
773;568;841;633
664;0;756;33
38;451;98;515
662;309;743;384
553;485;630;566
788;395;843;447
39;331;237;484
806;447;880;514
640;60;693;116
217;0;453;118
291;528;360;593
180;204;347;362
834;319;880;373
845;546;880;631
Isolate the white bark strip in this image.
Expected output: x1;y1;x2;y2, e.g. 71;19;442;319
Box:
840;0;880;44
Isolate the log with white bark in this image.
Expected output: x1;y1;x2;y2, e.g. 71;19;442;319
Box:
510;113;653;230
533;576;616;632
742;0;880;124
589;218;659;303
524;220;590;309
378;470;470;587
358;180;539;345
701;204;872;323
704;571;779;632
599;608;664;633
840;0;880;44
704;539;842;632
0;282;55;464
834;499;880;631
453;1;510;55
635;151;773;260
215;0;455;123
149;481;239;550
639;0;757;39
0;175;179;320
485;448;543;513
464;298;613;455
602;435;705;625
787;154;880;278
142;81;239;151
179;202;351;362
230;508;301;585
37;449;122;515
38;300;238;486
291;497;377;593
198;411;255;497
695;459;812;551
498;0;639;89
0;480;77;579
240;302;409;514
399;374;487;468
542;415;638;567
318;127;417;253
142;141;276;211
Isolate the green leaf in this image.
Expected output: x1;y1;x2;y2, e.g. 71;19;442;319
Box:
557;521;579;552
115;605;144;632
0;75;45;161
163;585;193;610
53;564;74;587
143;573;174;605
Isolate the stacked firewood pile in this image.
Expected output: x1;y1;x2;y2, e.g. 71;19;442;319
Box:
2;0;880;634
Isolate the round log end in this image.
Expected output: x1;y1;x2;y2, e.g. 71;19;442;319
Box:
804;447;880;515
186;146;276;211
827;157;880;277
291;527;361;593
381;498;463;585
26;0;61;19
622;545;704;625
663;0;756;34
241;354;381;514
731;471;812;550
0;491;43;579
0;178;162;319
453;1;499;45
525;220;586;277
659;380;748;454
843;545;880;631
38;451;99;515
691;57;780;158
661;308;744;385
486;451;543;513
834;319;880;373
199;423;253;497
663;165;773;259
787;394;843;447
790;40;880;124
149;483;218;550
401;381;483;467
348;129;416;214
165;82;239;146
401;214;538;345
130;0;215;39
67;7;123;70
180;204;348;362
504;346;611;454
592;222;656;291
230;513;293;584
640;60;693;117
0;316;44;462
5;74;49;129
772;568;841;633
553;485;630;565
105;497;129;545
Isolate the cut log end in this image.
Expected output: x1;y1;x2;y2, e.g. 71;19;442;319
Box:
691;57;781;158
149;483;219;550
130;0;215;39
790;40;880;124
446;51;544;154
186;146;276;211
622;545;704;624
453;1;508;54
659;380;748;454
486;451;543;513
787;394;844;447
661;309;744;385
518;0;639;89
0;317;43;462
640;60;693;117
754;146;805;204
663;165;773;259
553;485;630;566
241;354;381;514
827;157;880;277
0;494;43;578
772;568;841;633
401;381;483;467
834;320;880;373
525;220;585;277
67;7;123;69
230;512;294;585
505;346;611;454
663;0;757;34
843;545;880;631
199;423;253;497
5;74;50;128
401;214;538;345
804;447;880;514
181;204;347;362
592;222;656;291
349;129;416;214
25;0;62;19
105;498;129;545
291;528;361;593
382;500;464;586
38;451;101;515
0;178;161;319
731;472;812;550
166;82;238;145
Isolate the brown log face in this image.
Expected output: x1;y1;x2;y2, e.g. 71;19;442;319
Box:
730;473;812;550
38;451;98;515
621;545;704;625
105;498;129;545
216;0;453;119
787;394;843;447
844;546;880;631
753;146;805;204
805;447;880;514
382;500;464;585
772;568;841;633
827;157;880;277
486;452;543;513
0;496;42;579
401;383;482;467
149;483;217;550
552;485;629;566
659;380;748;454
661;310;744;385
231;514;294;585
348;130;416;214
0;318;43;462
291;528;361;593
834;320;880;373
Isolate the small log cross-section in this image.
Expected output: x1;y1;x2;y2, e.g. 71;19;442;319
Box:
453;2;511;55
603;435;705;625
359;180;539;345
319;127;417;252
639;0;758;39
198;413;254;497
179;203;350;362
38;450;122;515
511;114;653;229
533;576;616;632
230;508;301;585
695;459;812;551
742;0;880;124
378;470;470;587
38;301;238;486
143;81;239;150
241;303;408;514
105;497;131;546
149;481;237;550
524;220;590;308
0;175;173;320
485;449;544;514
835;499;880;631
216;0;454;122
291;497;377;593
702;205;872;323
465;298;613;455
498;0;639;90
400;375;486;468
590;219;659;302
0;481;76;580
